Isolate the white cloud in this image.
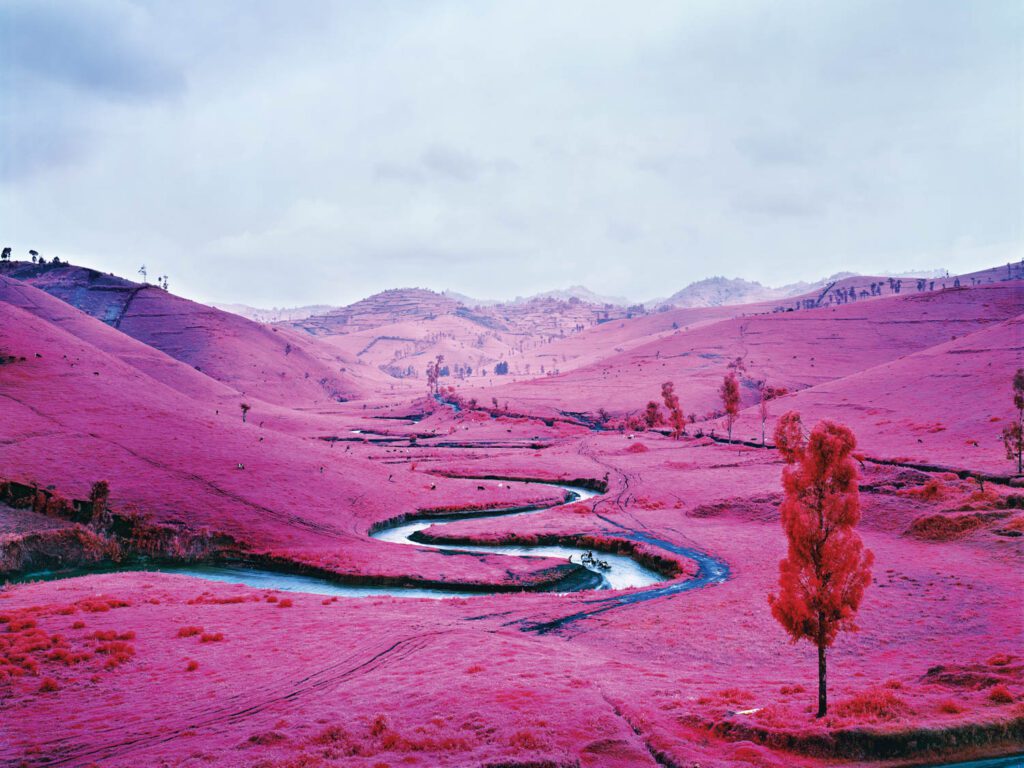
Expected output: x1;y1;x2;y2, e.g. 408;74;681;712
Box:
0;0;1020;306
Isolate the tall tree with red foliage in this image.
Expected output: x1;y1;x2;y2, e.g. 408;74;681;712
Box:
661;381;686;439
1001;368;1024;474
720;372;740;441
769;411;874;718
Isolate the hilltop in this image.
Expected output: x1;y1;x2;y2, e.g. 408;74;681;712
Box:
1;261;371;405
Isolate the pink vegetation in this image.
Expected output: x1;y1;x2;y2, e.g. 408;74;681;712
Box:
0;263;1021;766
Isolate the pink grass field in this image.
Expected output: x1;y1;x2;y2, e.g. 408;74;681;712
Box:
1;263;1022;767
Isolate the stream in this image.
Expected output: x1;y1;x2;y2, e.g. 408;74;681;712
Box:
14;482;673;600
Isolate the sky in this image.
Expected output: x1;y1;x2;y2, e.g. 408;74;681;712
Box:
1;1;1021;307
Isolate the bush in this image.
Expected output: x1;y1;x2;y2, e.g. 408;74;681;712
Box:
176;626;203;638
907;513;993;540
938;699;964;714
904;479;947;501
38;677;59;693
833;688;909;721
96;640;134;668
988;684;1014;704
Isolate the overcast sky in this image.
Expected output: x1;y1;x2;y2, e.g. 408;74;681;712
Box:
1;1;1021;307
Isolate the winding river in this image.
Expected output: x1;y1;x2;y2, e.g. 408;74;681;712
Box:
16;482;685;599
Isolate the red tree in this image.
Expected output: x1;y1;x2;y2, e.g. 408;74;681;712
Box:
1001;368;1024;474
643;401;663;429
720;372;740;441
769;411;874;717
661;381;686;439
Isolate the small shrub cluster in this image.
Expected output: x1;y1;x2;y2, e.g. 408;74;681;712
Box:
902;478;947;501
95;640;135;669
937;699;964;714
988;684;1015;704
832;688;910;722
0;610;98;680
38;677;59;693
187;594;250;606
78;598;131;613
87;630;134;641
907;512;997;540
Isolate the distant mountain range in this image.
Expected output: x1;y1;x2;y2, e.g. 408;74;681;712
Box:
442;285;630;307
214;268;954;321
644;274;857;309
211;303;338;322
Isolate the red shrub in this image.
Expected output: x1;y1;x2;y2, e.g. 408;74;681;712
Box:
200;632;224;643
833;688;909;721
370;714;389;737
78;598;129;613
907;513;992;540
38;677;59;693
176;626;203;638
903;479;947;501
96;641;134;657
277;599;293;608
95;640;134;669
988;684;1014;704
508;730;547;750
938;699;964;714
186;659;199;672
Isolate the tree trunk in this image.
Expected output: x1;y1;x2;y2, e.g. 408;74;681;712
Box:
817;640;828;718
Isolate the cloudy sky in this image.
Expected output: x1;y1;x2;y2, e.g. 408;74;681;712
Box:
1;1;1020;306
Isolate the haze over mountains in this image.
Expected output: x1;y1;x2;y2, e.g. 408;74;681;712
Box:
214;268;954;321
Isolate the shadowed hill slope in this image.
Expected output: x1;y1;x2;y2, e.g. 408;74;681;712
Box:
3;262;365;405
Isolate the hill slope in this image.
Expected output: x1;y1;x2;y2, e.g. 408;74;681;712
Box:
3;262;365;405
